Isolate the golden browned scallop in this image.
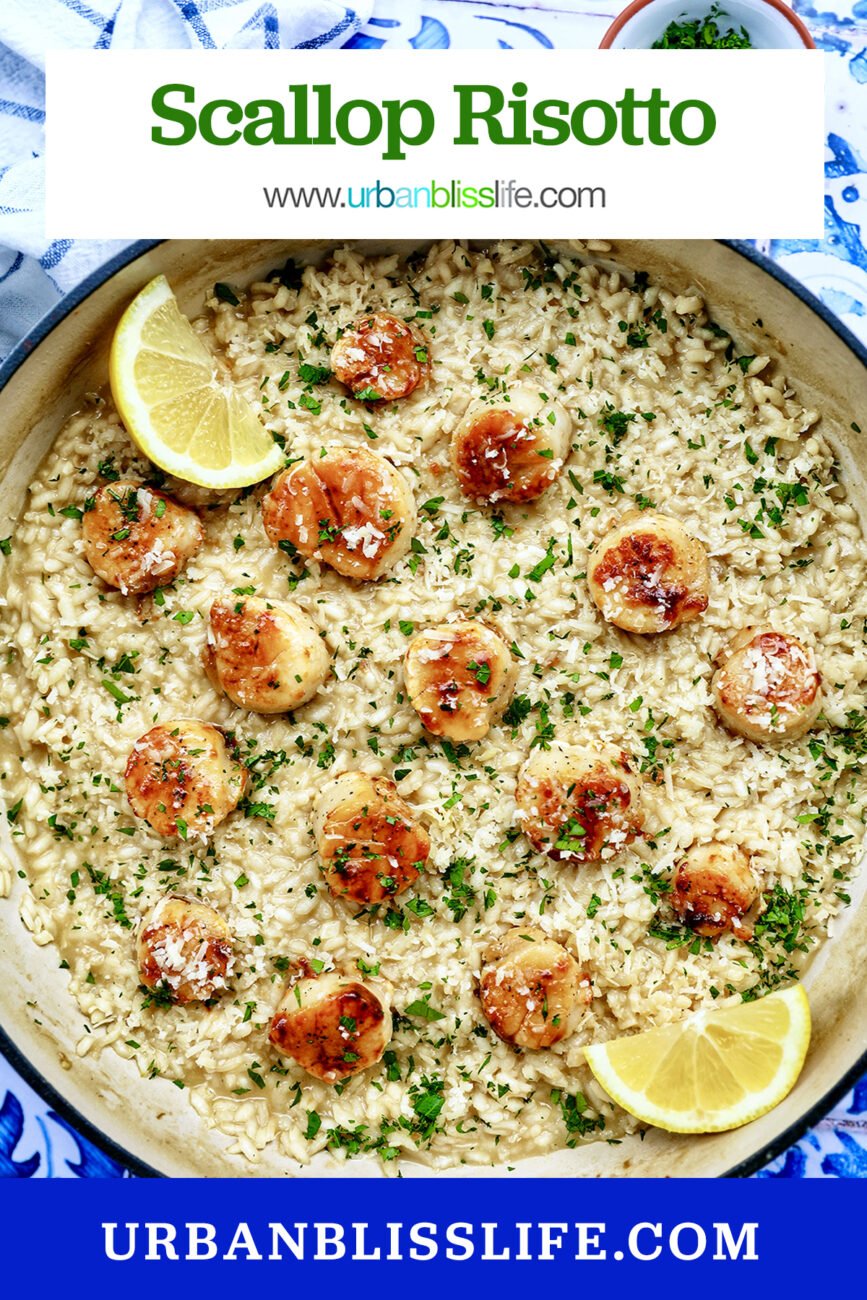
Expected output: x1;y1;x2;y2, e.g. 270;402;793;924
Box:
136;894;233;1005
268;968;393;1082
124;720;247;838
671;842;758;939
711;627;822;743
313;771;430;905
450;389;572;505
404;619;516;742
331;310;429;401
586;510;709;634
479;927;590;1050
204;593;330;713
82;481;203;595
516;742;643;862
261;445;416;581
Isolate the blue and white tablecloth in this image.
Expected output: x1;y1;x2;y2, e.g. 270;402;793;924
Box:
1;0;866;1179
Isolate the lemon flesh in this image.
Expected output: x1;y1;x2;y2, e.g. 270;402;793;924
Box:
109;275;284;490
584;984;811;1134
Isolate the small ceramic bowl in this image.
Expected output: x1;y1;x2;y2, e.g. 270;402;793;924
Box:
600;0;815;49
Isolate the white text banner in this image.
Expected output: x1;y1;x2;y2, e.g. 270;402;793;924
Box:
45;49;824;239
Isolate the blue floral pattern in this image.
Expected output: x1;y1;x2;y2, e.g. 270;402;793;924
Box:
1;0;865;1177
0;1093;40;1178
0;1072;128;1178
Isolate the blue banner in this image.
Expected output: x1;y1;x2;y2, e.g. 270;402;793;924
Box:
0;1177;859;1289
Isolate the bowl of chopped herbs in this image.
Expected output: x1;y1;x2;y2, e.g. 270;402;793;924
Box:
600;0;815;49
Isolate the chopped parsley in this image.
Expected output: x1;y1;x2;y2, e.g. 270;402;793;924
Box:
652;4;752;49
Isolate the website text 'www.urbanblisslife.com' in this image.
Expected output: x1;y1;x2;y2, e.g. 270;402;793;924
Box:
262;178;605;211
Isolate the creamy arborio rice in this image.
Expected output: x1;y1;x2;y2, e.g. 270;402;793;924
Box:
1;239;867;1169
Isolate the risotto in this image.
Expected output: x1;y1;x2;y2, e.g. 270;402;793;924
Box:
1;239;866;1170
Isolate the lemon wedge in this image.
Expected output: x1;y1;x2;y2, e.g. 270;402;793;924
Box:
109;275;284;490
584;984;811;1134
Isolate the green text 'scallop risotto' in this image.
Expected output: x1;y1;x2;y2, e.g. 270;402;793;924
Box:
1;241;866;1169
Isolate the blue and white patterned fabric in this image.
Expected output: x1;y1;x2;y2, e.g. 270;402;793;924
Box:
1;0;866;1178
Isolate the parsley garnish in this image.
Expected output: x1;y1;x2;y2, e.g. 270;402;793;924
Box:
652;4;751;48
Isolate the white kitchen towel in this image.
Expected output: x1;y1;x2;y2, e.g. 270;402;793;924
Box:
0;0;372;355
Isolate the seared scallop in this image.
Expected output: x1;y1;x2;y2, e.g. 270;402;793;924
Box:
268;967;393;1082
262;445;416;580
587;510;709;633
404;619;516;742
450;389;572;505
479;927;590;1050
331;310;429;401
671;842;758;940
125;720;247;838
204;593;330;713
137;894;233;1004
313;771;430;905
82;481;203;595
712;627;822;743
516;743;643;862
